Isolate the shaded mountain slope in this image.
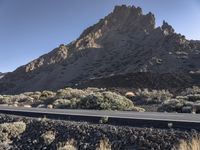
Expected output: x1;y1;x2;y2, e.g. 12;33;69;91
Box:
1;5;200;94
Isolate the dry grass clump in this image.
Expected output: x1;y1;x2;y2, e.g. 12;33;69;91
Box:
0;121;26;142
57;139;77;150
178;137;200;150
41;130;56;145
96;138;111;150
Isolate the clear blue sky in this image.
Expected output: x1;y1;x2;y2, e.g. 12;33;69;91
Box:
0;0;200;72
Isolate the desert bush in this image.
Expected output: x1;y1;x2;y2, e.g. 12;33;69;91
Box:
28;91;42;100
176;96;189;100
157;99;185;112
41;131;55;145
53;89;140;111
53;99;79;109
78;91;136;111
17;95;35;104
135;89;173;104
0;94;36;105
40;91;56;99
96;138;111;150
0;121;26;142
0;96;12;104
158;98;200;113
57;139;77;150
131;106;145;112
181;86;200;96
56;88;86;99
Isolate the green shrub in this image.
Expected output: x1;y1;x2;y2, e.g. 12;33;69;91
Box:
99;116;109;124
0;121;26;142
157;99;184;112
78;91;135;111
158;98;200;113
41;91;56;99
53;99;79;109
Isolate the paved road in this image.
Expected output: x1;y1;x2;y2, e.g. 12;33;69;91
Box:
0;106;200;123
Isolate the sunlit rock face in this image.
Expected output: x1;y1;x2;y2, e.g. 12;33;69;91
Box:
1;5;200;94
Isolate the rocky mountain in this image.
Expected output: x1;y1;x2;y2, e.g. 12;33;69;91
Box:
1;5;200;94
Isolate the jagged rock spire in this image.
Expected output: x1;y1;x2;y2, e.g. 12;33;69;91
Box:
162;20;174;35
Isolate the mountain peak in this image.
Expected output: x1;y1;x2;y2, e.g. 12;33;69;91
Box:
161;20;175;35
1;5;200;94
112;5;142;16
75;5;156;50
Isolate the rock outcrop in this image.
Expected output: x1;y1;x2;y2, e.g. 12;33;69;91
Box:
1;5;200;94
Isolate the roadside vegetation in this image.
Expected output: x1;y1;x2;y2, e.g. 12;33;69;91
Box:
124;86;200;114
0;88;144;112
1;86;200;113
158;86;200;113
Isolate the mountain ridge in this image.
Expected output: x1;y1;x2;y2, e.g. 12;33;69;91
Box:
1;5;200;94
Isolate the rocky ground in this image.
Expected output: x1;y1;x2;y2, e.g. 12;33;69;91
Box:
0;114;199;150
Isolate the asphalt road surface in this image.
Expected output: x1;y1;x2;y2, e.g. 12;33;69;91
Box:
0;106;200;123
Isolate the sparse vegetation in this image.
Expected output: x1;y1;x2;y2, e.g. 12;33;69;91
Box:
3;86;200;113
